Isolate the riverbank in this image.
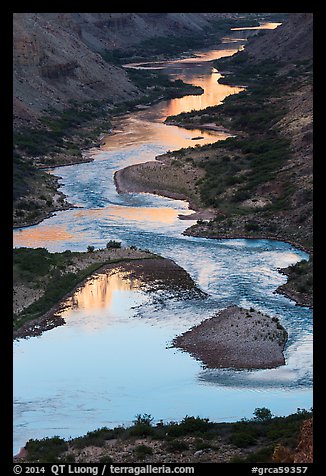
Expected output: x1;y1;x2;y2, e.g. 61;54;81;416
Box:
13;72;204;229
13;246;204;340
13;411;312;464
13;246;155;339
276;258;313;308
114;156;217;221
172;306;287;369
113;18;312;309
113;149;313;307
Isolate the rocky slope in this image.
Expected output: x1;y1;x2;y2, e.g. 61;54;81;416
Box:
13;13;137;127
14;13;236;227
13;13;231;127
244;12;313;62
273;418;313;463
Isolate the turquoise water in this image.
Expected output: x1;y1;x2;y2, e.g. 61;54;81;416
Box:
13;27;312;454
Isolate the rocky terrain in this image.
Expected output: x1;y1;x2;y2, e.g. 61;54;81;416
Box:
13;13;234;127
244;12;313;62
273;418;313;463
172;306;288;369
13;13;136;127
14;411;313;463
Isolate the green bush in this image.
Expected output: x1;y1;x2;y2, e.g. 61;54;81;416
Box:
245;222;260;232
106;240;122;249
165;440;189;453
134;444;153;459
253;407;273;422
72;427;117;449
99;455;114;463
166;416;213;437
229;432;257;448
242;446;275;463
25;437;68;462
129;414;154;437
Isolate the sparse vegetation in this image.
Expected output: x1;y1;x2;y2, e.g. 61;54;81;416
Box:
134;444;153;459
18;409;312;463
127;69;203;100
25;437;68;463
106;240;122;249
13;247;157;334
99;18;262;65
277;257;313;307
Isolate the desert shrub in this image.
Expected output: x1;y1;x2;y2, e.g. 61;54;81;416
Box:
25;436;68;462
253;408;273;422
242;446;275;463
245;222;260;232
106;240;122;249
128;414;154;437
194;440;214;451
229;432;257;448
134;444;153;459
166;416;213;437
99;455;114;463
72;427;116;449
165;440;189;453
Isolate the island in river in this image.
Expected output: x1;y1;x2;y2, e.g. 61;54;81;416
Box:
172;305;288;370
14;246;289;372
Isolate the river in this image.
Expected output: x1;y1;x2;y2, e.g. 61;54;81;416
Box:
13;22;312;454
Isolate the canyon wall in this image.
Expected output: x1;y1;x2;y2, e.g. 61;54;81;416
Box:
13;13;227;126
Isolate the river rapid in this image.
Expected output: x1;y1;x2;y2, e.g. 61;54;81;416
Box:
13;23;312;455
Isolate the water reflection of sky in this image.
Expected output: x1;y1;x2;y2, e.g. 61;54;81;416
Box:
13;21;311;454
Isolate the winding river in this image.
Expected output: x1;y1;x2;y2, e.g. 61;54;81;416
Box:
13;23;312;454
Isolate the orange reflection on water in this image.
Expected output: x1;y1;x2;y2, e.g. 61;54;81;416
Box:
231;22;282;31
168;47;241;64
73;205;193;224
13;225;74;248
66;271;141;312
101;113;228;153
165;71;244;117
